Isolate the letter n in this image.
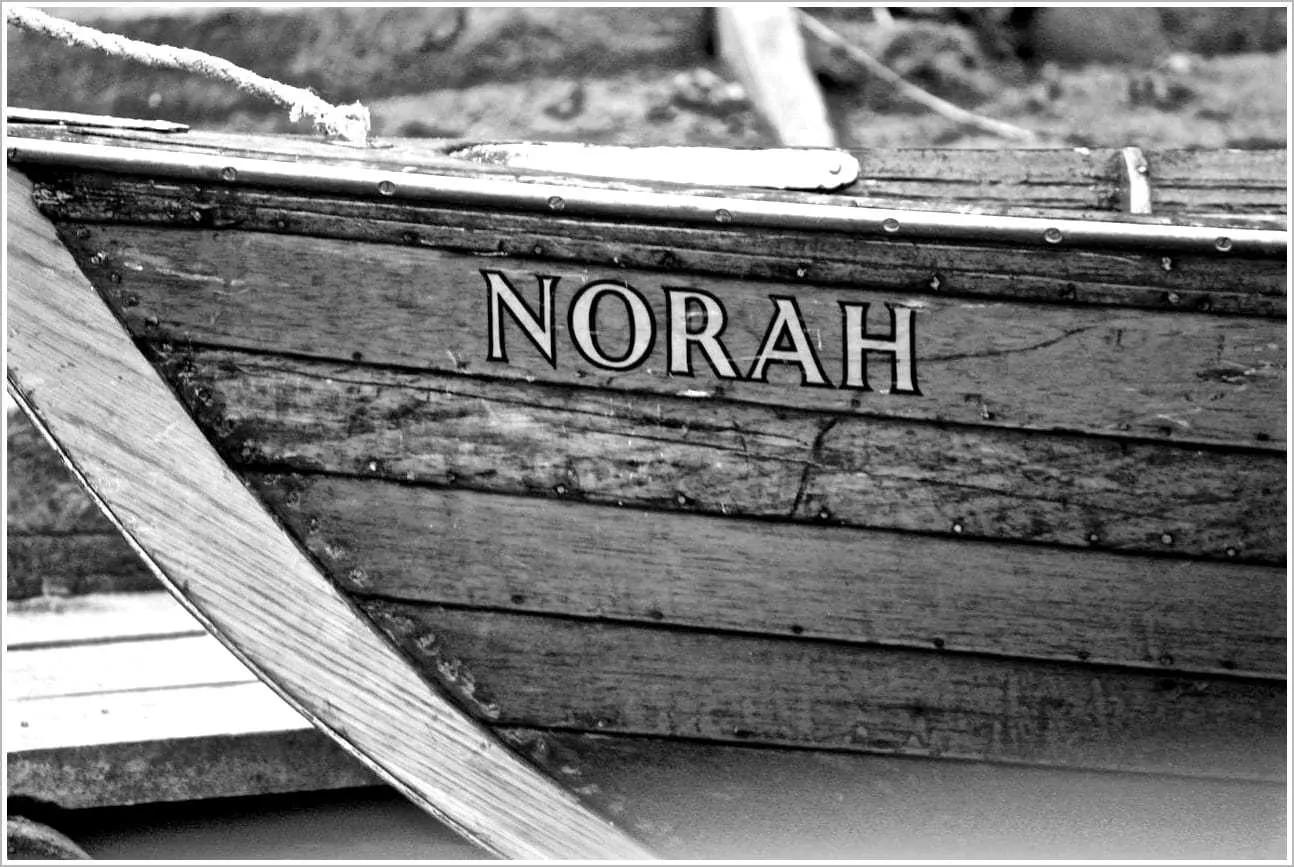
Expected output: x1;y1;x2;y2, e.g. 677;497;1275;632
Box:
483;270;558;367
839;302;920;395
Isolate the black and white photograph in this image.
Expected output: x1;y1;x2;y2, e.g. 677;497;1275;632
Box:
4;3;1288;861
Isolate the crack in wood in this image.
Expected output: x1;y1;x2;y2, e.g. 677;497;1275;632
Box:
924;325;1095;363
789;418;838;517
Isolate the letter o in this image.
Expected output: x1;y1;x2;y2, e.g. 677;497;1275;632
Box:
568;281;656;371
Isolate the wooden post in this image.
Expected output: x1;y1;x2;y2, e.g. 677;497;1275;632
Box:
715;6;838;147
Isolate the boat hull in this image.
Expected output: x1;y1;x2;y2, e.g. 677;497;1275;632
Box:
7;126;1287;857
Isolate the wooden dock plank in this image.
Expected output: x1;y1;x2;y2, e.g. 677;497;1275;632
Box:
8;685;381;808
255;475;1286;677
364;601;1287;781
176;348;1284;562
5;591;380;808
7;635;257;700
6;592;199;649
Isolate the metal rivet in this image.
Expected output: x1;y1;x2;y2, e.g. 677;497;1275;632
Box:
795;267;807;278
532;244;543;255
817;508;831;520
144;315;160;329
951;522;963;534
1214;237;1232;252
378;180;396;196
89;252;106;265
190;210;203;223
1088;532;1100;543
714;208;733;224
1161;256;1173;272
1160;532;1174;545
882;217;900;233
554;484;567;496
1167;292;1181;305
1225;546;1237;558
675;492;689;506
1135;162;1149;175
220;166;237;182
929;274;942;291
547;196;565;211
1044;227;1063;244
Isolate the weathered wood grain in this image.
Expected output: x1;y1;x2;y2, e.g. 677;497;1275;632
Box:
172;349;1284;562
42;177;1287;318
63;225;1287;446
364;601;1286;781
252;474;1285;677
6;169;653;859
11;124;1286;216
495;728;1287;859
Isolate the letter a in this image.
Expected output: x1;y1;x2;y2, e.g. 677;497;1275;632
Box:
747;296;831;387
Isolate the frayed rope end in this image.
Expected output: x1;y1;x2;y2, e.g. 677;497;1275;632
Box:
290;100;371;145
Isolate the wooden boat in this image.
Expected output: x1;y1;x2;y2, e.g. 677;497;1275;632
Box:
6;112;1287;859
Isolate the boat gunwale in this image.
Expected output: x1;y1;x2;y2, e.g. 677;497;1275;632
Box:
7;134;1287;258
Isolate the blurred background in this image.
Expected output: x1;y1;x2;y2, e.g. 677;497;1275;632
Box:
5;5;1288;149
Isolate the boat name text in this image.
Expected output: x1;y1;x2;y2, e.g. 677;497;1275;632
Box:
482;269;919;395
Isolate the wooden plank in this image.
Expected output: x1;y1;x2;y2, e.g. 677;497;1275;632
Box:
9;680;298;752
6;591;201;649
63;225;1287;445
43;179;1287;318
255;475;1286;678
363;601;1286;781
496;729;1288;859
7;634;256;700
7;684;380;809
176;348;1284;562
6;169;653;859
716;6;838;147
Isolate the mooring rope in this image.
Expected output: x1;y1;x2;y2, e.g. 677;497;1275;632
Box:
5;6;371;144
